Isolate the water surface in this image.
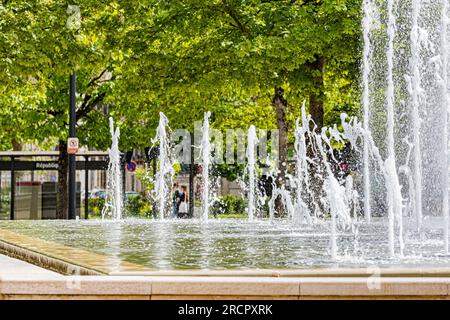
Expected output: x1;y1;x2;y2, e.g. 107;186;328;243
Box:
0;219;449;271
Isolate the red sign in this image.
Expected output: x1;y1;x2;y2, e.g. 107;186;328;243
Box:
339;163;349;172
16;182;42;187
126;161;137;173
67;137;79;154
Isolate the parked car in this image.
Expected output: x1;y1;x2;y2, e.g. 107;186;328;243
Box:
89;189;107;199
88;190;141;200
125;191;141;200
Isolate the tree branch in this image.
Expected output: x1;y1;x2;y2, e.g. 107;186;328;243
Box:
76;92;106;120
222;1;249;35
86;69;109;88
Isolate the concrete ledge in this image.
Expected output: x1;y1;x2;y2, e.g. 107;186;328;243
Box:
151;277;300;296
0;239;102;276
299;277;450;297
1;276;450;300
0;229;150;275
0;277;152;296
110;267;450;277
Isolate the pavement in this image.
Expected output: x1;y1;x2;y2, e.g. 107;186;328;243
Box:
0;254;63;280
1;254;450;299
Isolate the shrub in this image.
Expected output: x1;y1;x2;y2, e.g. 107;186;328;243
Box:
124;194;153;218
215;194;246;215
88;195;153;218
88;198;105;217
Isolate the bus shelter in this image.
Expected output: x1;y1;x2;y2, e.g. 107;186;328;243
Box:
0;151;108;220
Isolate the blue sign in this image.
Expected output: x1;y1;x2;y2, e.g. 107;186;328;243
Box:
126;161;137;173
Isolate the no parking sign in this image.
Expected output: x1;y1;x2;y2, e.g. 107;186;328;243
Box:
126;161;137;173
67;137;79;154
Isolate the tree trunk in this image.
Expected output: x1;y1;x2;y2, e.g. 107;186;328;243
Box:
11;139;22;151
308;56;325;131
57;139;68;219
271;87;288;217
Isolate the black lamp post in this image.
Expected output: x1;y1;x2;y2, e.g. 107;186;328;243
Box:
68;71;77;220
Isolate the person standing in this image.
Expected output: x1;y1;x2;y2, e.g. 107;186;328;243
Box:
178;185;189;218
172;183;181;218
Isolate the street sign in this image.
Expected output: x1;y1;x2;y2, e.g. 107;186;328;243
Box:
126;161;137;173
339;163;349;172
67;137;79;154
0;160;108;171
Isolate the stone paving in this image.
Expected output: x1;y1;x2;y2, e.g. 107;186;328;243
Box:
0;254;63;280
2;254;450;299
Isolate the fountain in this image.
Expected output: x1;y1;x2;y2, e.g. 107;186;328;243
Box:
441;0;450;254
361;0;374;224
246;125;258;221
92;0;450;260
200;112;212;221
409;0;423;233
93;9;450;256
102;117;123;220
6;0;450;274
292;102;317;223
361;0;450;253
151;112;174;220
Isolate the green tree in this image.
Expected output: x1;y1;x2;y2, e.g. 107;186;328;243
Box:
113;0;361;214
0;0;362;218
0;0;126;217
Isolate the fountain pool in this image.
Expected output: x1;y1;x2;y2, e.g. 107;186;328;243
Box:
2;0;450;282
1;219;450;274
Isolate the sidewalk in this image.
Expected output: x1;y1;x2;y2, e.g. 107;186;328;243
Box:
0;254;63;280
1;254;450;299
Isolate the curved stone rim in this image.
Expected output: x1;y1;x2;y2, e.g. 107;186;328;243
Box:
0;239;104;276
3;237;450;278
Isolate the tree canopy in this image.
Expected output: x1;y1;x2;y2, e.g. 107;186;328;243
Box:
0;0;362;150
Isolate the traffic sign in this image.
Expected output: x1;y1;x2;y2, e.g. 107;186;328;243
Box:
339;163;349;172
67;137;79;154
126;161;137;173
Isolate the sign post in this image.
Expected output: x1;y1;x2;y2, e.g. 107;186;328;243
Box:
68;71;77;220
